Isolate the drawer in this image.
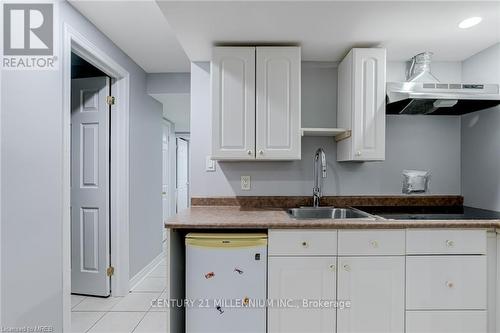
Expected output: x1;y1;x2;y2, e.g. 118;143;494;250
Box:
268;230;337;256
406;256;487;310
406;311;487;333
407;229;486;255
338;230;405;255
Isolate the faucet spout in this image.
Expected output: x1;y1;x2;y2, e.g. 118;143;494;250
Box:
313;148;327;208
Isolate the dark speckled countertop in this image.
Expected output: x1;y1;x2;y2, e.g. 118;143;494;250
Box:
165;206;500;230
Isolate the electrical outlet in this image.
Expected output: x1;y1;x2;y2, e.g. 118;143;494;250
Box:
241;176;251;191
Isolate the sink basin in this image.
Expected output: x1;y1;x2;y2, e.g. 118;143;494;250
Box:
287;207;373;219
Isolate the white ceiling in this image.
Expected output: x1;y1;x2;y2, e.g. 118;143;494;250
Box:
69;0;190;73
157;1;500;62
69;1;500;73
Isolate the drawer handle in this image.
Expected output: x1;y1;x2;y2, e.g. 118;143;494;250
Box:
301;241;309;248
329;264;336;271
247;150;252;155
370;240;379;248
445;281;454;288
343;264;351;272
446;240;455;247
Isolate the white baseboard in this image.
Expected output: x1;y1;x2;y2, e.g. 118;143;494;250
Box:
129;252;164;291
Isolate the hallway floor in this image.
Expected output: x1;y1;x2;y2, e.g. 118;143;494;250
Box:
71;238;168;332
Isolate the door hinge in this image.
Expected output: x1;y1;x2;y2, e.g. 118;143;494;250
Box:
107;266;115;277
106;96;116;106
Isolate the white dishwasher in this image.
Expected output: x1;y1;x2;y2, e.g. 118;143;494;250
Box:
186;233;267;333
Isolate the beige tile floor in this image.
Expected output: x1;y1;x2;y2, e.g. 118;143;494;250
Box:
71;235;168;333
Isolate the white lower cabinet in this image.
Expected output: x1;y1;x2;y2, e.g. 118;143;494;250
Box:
267;229;489;333
406;311;487;333
268;256;336;333
405;229;488;333
406;256;487;310
269;230;338;256
406;229;487;255
337;257;405;333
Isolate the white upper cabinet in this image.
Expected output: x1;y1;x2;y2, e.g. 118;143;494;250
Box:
211;46;301;160
211;47;256;160
337;48;386;161
256;47;301;160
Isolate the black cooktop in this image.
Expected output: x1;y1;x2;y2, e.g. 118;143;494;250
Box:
354;206;500;220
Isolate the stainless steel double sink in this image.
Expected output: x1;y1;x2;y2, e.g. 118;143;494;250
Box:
287;207;375;220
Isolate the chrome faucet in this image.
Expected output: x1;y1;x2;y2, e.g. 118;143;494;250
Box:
313;148;327;208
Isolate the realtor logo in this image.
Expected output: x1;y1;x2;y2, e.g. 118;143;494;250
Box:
2;2;57;69
4;3;53;55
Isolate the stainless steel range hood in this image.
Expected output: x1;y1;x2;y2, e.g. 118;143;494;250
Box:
386;52;500;115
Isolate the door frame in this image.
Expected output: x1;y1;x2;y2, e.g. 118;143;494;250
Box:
162;119;176;220
62;23;130;331
175;136;190;212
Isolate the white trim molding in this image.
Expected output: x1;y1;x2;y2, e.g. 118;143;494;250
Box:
496;231;500;333
129;253;165;291
62;23;130;332
162;119;177;221
487;231;497;333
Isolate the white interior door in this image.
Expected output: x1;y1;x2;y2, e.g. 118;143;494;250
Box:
71;77;111;297
162;124;171;221
176;138;189;212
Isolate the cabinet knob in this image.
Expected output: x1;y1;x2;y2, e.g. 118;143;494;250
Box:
445;281;454;288
370;240;379;248
259;150;264;155
329;264;336;271
301;241;308;248
247;150;252;155
343;264;351;272
445;240;455;247
356;151;362;156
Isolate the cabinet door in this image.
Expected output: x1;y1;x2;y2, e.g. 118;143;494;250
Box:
211;47;255;160
337;256;404;333
406;311;487;333
256;47;301;160
268;257;336;333
406;256;487;310
352;48;386;160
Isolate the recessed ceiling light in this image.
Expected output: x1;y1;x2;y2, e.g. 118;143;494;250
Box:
459;17;482;29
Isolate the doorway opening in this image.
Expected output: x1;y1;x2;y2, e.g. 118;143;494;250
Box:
149;90;191;217
62;24;131;332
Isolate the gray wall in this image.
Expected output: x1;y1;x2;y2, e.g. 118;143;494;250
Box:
147;73;191;95
191;61;462;197
129;79;163;280
461;43;500;211
1;2;162;329
147;73;191;132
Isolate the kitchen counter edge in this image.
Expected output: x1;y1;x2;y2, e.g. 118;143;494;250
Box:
164;206;500;229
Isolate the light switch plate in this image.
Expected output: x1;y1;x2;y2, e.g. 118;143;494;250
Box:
241;176;251;191
205;156;216;172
